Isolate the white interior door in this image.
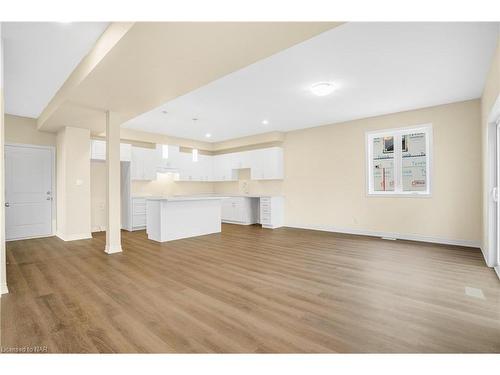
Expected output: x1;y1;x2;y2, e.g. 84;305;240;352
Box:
5;145;53;240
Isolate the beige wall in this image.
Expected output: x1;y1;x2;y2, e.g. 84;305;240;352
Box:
215;100;482;245
283;100;481;244
56;127;91;240
481;31;500;265
91;161;107;232
5;114;56;146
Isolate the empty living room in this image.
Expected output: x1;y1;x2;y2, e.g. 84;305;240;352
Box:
1;0;499;374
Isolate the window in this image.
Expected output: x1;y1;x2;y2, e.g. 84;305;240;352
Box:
366;124;432;196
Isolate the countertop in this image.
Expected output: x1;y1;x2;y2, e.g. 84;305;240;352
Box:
145;196;230;202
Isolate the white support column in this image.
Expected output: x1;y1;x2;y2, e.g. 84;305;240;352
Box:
105;111;122;254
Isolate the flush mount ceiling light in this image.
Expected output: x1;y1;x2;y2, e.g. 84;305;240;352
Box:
310;82;336;97
261;119;269;125
205;133;211;138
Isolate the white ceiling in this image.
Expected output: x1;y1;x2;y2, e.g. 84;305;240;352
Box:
2;22;109;118
123;22;499;143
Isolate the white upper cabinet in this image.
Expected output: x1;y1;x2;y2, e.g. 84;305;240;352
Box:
176;151;213;181
92;139;284;182
91;140;132;162
212;153;238;182
157;144;180;171
120;143;132;162
131;146;160;181
250;147;284;180
90;140;106;160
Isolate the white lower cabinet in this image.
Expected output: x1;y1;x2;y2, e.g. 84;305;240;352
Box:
131;197;147;230
221;197;258;225
259;196;284;229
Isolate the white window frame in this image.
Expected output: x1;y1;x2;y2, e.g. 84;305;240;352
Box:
366;124;433;197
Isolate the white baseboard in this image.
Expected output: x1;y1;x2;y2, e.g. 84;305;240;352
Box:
286;224;481;248
479;246;495;267
0;283;9;295
105;244;123;254
56;232;93;241
495;266;500;281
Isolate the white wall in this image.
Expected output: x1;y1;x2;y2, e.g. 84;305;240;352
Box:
0;23;8;295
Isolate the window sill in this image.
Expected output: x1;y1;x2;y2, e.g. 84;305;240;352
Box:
367;192;432;198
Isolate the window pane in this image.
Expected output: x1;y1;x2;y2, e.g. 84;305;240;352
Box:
372;136;394;191
402;132;427;191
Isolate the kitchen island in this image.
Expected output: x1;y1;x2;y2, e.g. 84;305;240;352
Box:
145;196;227;242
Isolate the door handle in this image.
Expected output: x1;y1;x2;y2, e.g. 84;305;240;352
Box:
5;202;9;207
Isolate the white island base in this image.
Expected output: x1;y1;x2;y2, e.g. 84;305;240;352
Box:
146;197;225;242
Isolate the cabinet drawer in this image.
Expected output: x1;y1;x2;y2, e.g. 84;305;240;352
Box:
260;215;271;224
132;214;146;227
133;204;146;215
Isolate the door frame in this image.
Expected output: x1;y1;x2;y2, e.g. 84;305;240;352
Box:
487;95;500;275
5;143;56;241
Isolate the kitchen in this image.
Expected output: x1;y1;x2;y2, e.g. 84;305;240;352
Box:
90;138;285;241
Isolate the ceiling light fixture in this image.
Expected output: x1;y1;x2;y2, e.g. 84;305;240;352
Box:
205;133;211;138
261;120;269;125
310;82;336;97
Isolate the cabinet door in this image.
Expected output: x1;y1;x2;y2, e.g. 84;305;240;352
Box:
143;148;159;180
91;140;106;160
221;199;234;221
130;147;142;180
120;143;132;162
251;147;283;180
232;199;245;222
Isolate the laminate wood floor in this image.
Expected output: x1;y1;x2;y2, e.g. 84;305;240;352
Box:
1;224;500;353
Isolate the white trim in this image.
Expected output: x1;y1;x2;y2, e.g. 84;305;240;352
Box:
494;266;500;281
56;232;92;241
6;234;56;242
486;94;500;269
366;124;432;197
286;224;480;248
105;244;123;254
5;143;57;239
0;283;8;295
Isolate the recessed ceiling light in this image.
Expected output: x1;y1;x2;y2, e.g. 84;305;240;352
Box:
205;133;211;138
261;120;269;125
310;82;336;97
